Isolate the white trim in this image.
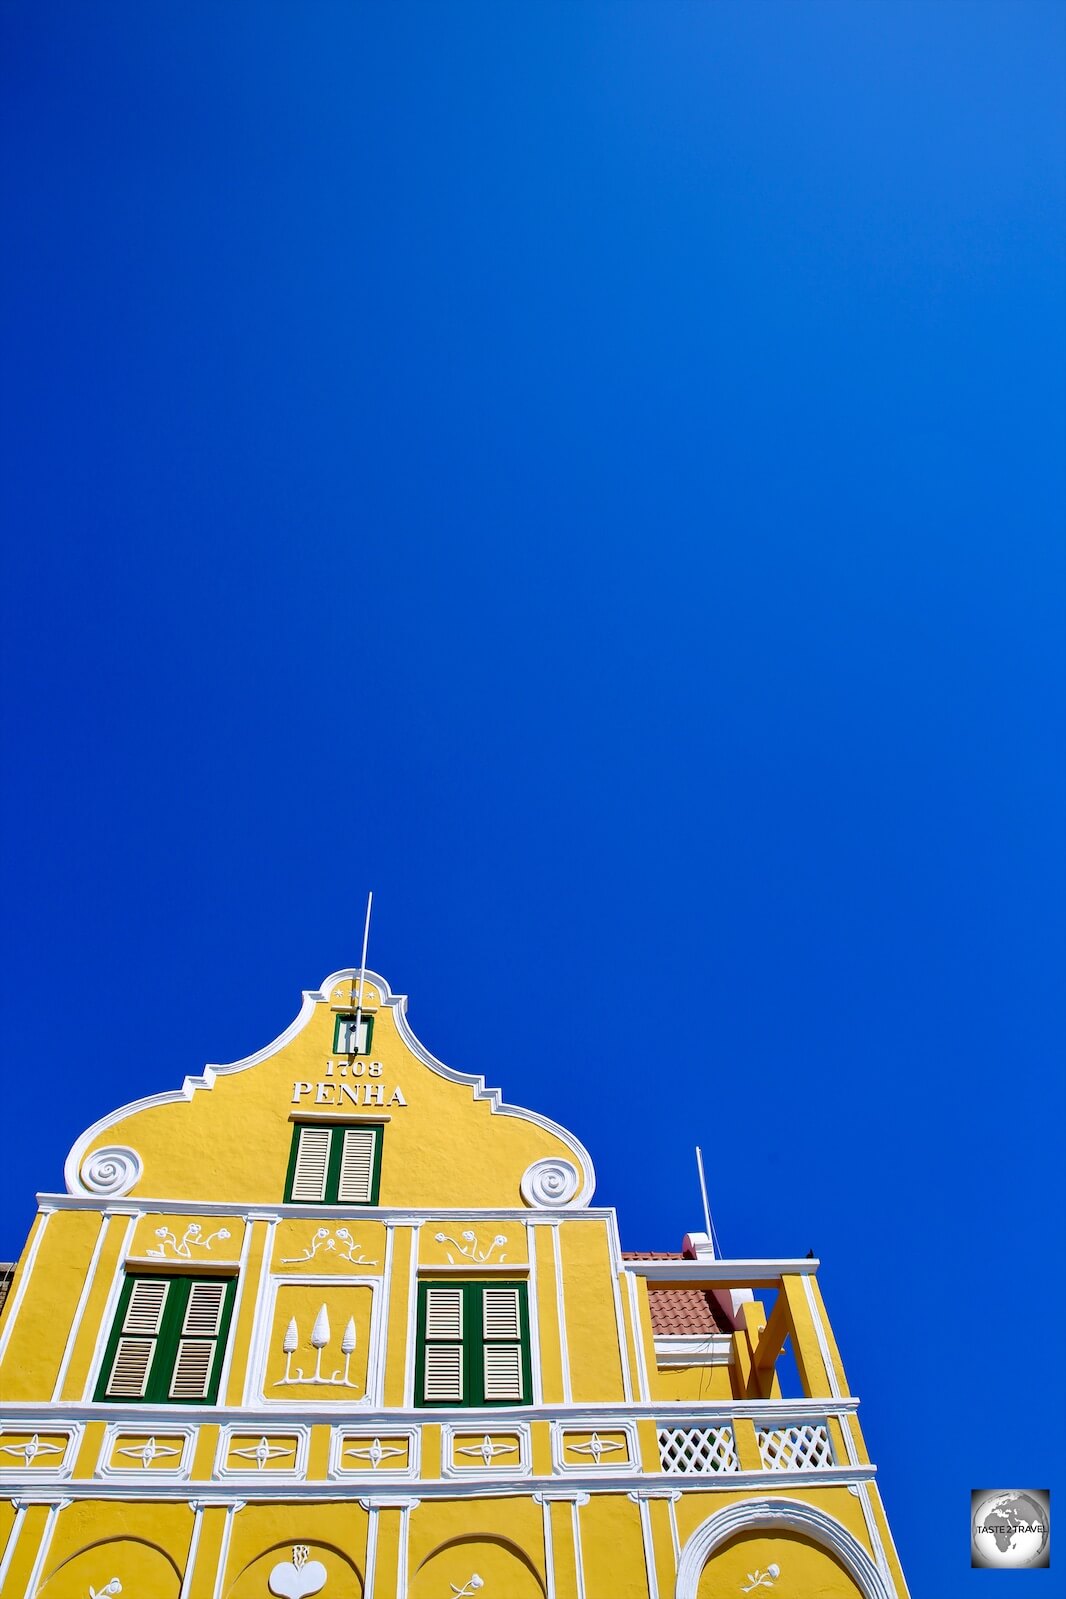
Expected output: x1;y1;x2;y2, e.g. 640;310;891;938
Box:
653;1335;733;1367
626;1259;819;1283
361;1499;380;1596
440;1422;531;1479
3;1460;878;1504
242;1218;277;1406
525;1217;543;1406
626;1270;651;1400
51;1213;112;1400
396;1496;421;1599
211;1499;245;1599
23;1498;70;1598
80;1212;139;1400
550;1224;572;1404
609;1243;634;1403
42;1194;620;1223
377;1219;396;1409
0;1394;860;1428
415;1263;530;1276
571;1493;588;1599
215;1219;253;1405
0;1503;27;1592
0;1206;54;1368
402;1221;424;1406
801;1272;842;1398
628;1491;659;1599
97;1423;194;1482
673;1496;897;1599
539;1493;557;1599
329;1425;420;1480
178;1501;205;1599
552;1417;639;1476
64;969;596;1205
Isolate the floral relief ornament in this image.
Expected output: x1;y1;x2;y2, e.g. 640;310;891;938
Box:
281;1226;378;1266
434;1230;507;1264
88;1584;122;1599
147;1222;231;1259
451;1579;484;1598
740;1566;781;1593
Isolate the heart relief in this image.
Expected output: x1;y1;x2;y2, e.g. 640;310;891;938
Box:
268;1555;327;1599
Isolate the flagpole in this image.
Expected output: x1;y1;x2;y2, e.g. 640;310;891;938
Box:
354;891;373;1051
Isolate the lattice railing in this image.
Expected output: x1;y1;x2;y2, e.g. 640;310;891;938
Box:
756;1421;833;1471
657;1425;738;1475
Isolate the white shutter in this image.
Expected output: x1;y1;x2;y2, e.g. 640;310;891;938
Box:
123;1278;169;1334
424;1343;463;1401
169;1339;215;1400
337;1127;376;1203
183;1281;227;1336
337;1015;369;1054
482;1288;521;1340
107;1336;155;1397
483;1343;523;1401
425;1287;464;1340
291;1126;331;1201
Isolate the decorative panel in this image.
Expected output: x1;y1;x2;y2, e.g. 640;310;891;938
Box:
102;1427;194;1477
420;1223;526;1268
128;1213;245;1265
441;1423;530;1478
0;1429;78;1475
217;1425;309;1476
329;1428;418;1477
553;1420;636;1474
271;1219;385;1273
261;1282;376;1401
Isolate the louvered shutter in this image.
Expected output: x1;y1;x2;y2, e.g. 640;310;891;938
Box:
337;1127;377;1203
290;1126;332;1201
422;1287;464;1401
168;1282;228;1401
105;1279;170;1397
481;1287;524;1401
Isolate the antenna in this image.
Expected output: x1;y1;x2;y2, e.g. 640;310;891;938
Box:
695;1145;722;1258
353;891;373;1051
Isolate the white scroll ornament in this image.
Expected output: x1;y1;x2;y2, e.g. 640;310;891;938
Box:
78;1146;142;1197
520;1157;580;1208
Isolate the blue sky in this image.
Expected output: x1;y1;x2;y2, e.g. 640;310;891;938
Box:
1;3;1063;1590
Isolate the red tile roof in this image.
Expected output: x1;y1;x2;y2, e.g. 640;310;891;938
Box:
622;1252;733;1337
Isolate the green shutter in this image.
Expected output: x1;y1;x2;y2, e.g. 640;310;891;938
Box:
415;1281;530;1407
286;1124;382;1204
96;1275;236;1405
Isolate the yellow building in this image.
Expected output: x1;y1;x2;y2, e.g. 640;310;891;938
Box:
0;969;909;1597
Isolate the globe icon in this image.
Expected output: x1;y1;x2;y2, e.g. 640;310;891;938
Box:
971;1491;1050;1569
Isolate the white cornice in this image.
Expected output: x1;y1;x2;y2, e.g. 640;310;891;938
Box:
626;1259;819;1283
63;969;596;1206
37;1195;616;1224
2;1463;877;1505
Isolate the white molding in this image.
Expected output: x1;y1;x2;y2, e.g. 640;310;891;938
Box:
653;1335;733;1367
362;1499;380;1597
441;1421;532;1479
628;1490;659;1599
526;1214;543;1407
801;1271;842;1398
377;1218;396;1409
98;1423;194;1482
0;1395;861;1428
51;1213;112;1400
63;969;597;1205
609;1243;634;1404
80;1212;138;1401
625;1259;819;1283
211;1499;245;1599
549;1223;572;1404
178;1501;204;1599
674;1496;896;1599
0;1503;27;1594
329;1425;420;1480
42;1193;618;1223
23;1498;70;1598
571;1493;587;1599
215;1218;254;1405
3;1462;878;1505
415;1263;530;1276
626;1270;651;1400
539;1492;556;1599
551;1417;639;1476
215;1421;311;1479
0;1208;53;1368
402;1221;424;1407
242;1217;277;1406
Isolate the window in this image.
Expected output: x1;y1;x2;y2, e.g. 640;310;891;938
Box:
415;1282;532;1406
96;1275;236;1404
333;1012;374;1055
285;1122;382;1204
